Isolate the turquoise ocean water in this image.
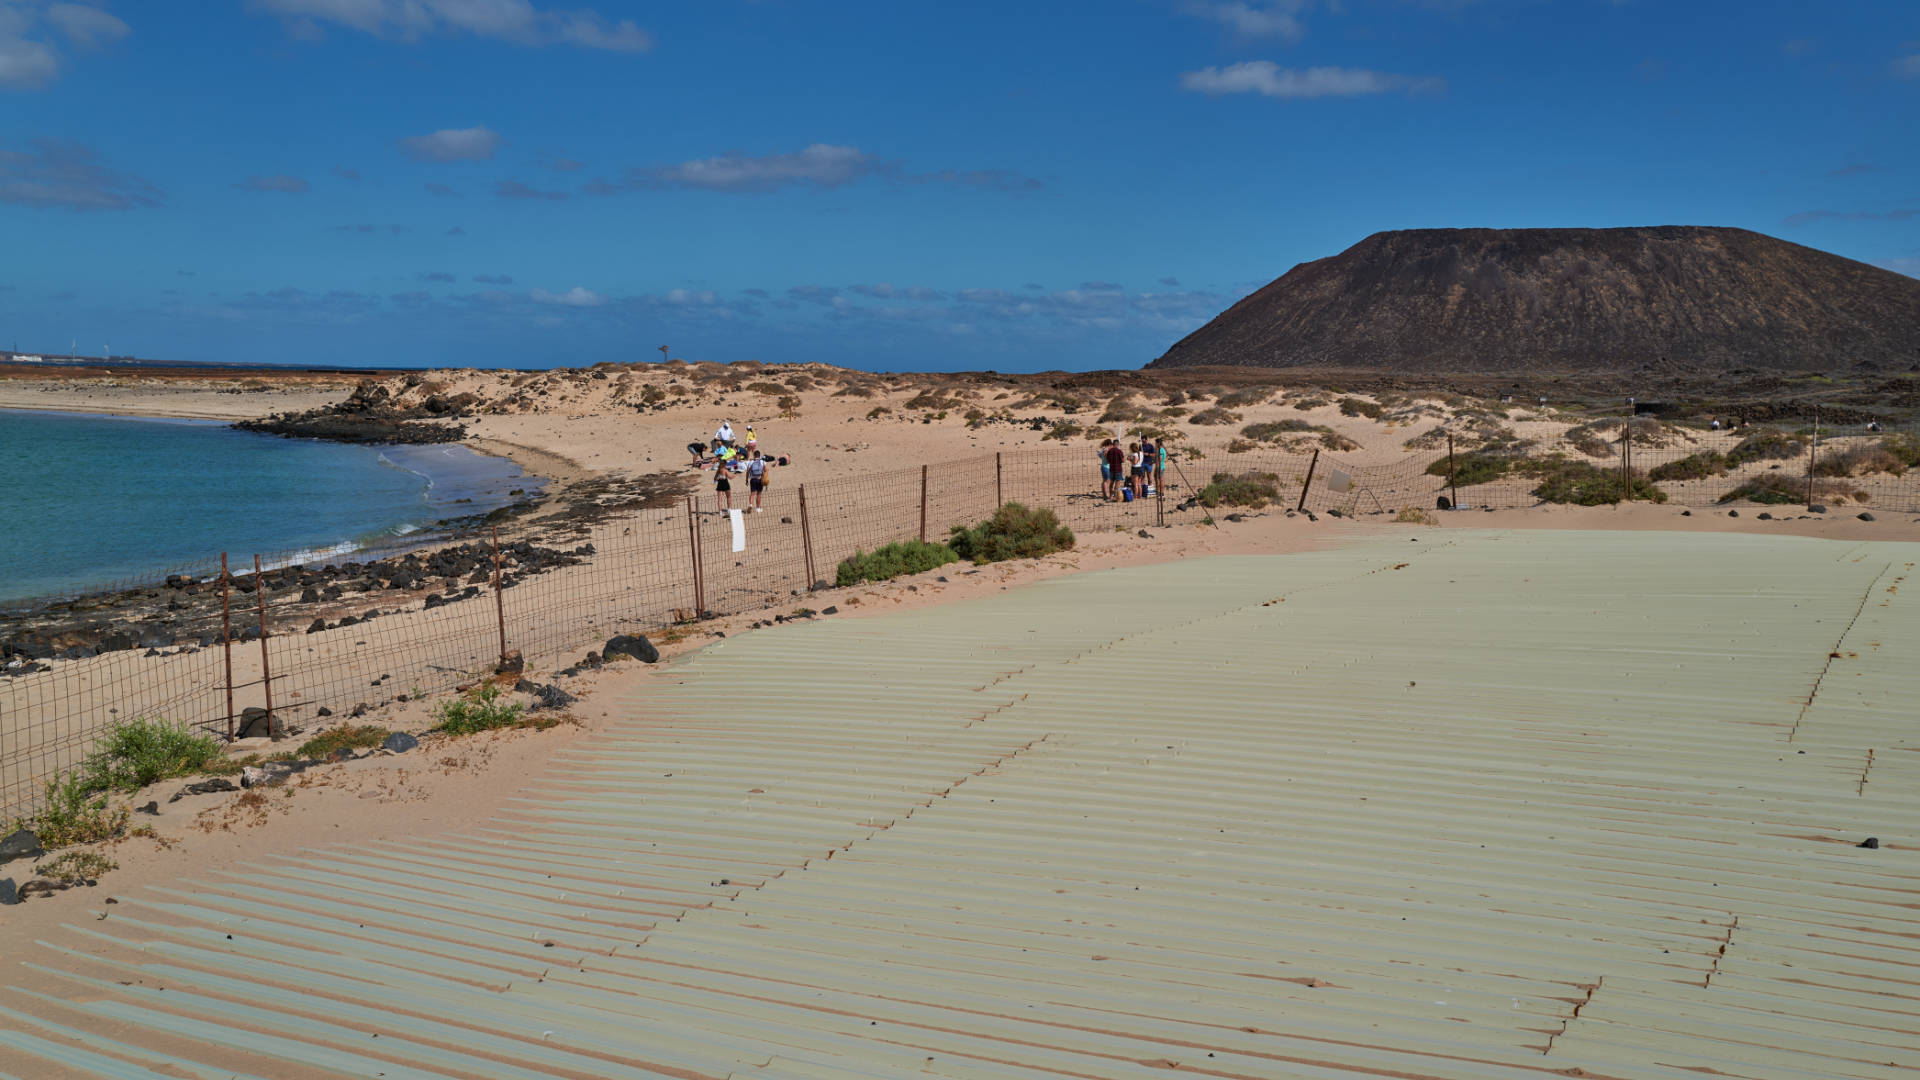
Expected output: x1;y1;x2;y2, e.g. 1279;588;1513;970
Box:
0;409;538;605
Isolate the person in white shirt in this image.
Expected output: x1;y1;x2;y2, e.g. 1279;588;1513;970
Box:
716;420;735;446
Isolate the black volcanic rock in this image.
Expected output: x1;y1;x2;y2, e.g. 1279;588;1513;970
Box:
1149;227;1920;372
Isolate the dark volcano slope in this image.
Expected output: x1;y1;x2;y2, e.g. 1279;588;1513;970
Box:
1150;227;1920;373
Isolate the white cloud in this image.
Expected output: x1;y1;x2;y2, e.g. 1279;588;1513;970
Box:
1188;2;1307;41
1894;54;1920;78
44;3;127;48
0;137;159;209
531;285;605;307
401;126;501;162
252;0;651;52
0;2;128;89
0;32;57;87
1180;60;1441;98
632;144;884;193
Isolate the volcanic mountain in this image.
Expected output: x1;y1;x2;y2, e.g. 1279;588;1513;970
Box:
1149;227;1920;373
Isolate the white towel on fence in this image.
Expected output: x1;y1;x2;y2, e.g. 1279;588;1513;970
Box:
729;508;746;552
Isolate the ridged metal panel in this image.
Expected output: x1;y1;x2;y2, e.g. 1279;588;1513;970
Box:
2;530;1915;1079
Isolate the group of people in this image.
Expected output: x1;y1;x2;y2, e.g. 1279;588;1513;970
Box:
687;419;773;512
1098;436;1166;502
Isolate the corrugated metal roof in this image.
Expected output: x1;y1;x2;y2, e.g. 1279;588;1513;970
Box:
3;529;1916;1079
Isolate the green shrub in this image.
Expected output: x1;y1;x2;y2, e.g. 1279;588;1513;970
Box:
1884;433;1920;469
1337;397;1383;419
1648;451;1728;483
78;717;223;794
745;381;787;396
34;775;128;847
1813;443;1907;478
1198;471;1282;509
296;725;392;759
1214;388;1271;408
1523;460;1666;505
1241;420;1315;440
836;539;960;586
434;683;524;736
1188;407;1240;426
1725;430;1805;466
1718;474;1863;505
1424;452;1514;487
34;850;117;884
1043;420;1083;441
948;503;1075;564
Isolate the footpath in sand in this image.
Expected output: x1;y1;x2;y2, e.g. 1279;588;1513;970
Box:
1;528;1916;1079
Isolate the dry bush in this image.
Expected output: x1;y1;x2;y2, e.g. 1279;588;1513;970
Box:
745;381;787;396
1189;406;1241;426
1216;388;1271;409
1814;442;1907;477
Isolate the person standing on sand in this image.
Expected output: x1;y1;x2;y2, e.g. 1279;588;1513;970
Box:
714;459;733;509
1129;442;1146;499
717;419;735;447
1139;435;1157;496
1155;439;1169;493
745;424;757;451
1103;440;1125;501
746;450;768;512
1098;439;1114;498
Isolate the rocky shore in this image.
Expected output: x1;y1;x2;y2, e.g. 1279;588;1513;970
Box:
233;375;476;444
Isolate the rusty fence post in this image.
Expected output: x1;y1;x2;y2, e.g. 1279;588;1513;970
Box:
919;464;929;543
798;484;818;590
686;495;705;617
1297;449;1320;513
490;526;508;667
220;552;234;741
995;452;1003;509
1447;434;1459;511
252;554;273;737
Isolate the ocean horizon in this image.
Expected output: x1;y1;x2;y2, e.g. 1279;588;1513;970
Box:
0;408;539;606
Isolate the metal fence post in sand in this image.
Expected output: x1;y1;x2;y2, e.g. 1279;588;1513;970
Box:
798;484;818;590
252;554;273;736
1297;449;1320;513
220;552;234;741
995;452;1003;508
1447;434;1459;510
919;464;929;543
490;525;507;666
1806;404;1819;508
686;495;705;617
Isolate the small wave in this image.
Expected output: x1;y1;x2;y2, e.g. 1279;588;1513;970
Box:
261;540;361;573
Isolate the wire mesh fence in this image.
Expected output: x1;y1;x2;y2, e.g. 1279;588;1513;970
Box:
6;431;1919;821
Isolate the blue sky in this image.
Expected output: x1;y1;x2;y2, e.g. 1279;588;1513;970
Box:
2;1;1916;372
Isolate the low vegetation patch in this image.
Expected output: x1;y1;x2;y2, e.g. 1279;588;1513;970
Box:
34;849;117;885
1718;474;1864;505
1188;406;1240;426
1241;419;1316;440
1424;452;1515;487
1725;429;1805;466
32;777;129;848
1395;507;1438;525
1813;442;1908;478
434;683;525;736
1523;460;1666;505
1337;397;1383;419
745;381;787;396
296;725;392;759
1043;420;1083;441
948;503;1075;564
75;717;224;794
1647;451;1728;483
836;539;960;586
1198;471;1283;509
1215;388;1271;409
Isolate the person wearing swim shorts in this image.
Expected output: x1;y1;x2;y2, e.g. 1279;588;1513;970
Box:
714;460;732;509
746;450;768;512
